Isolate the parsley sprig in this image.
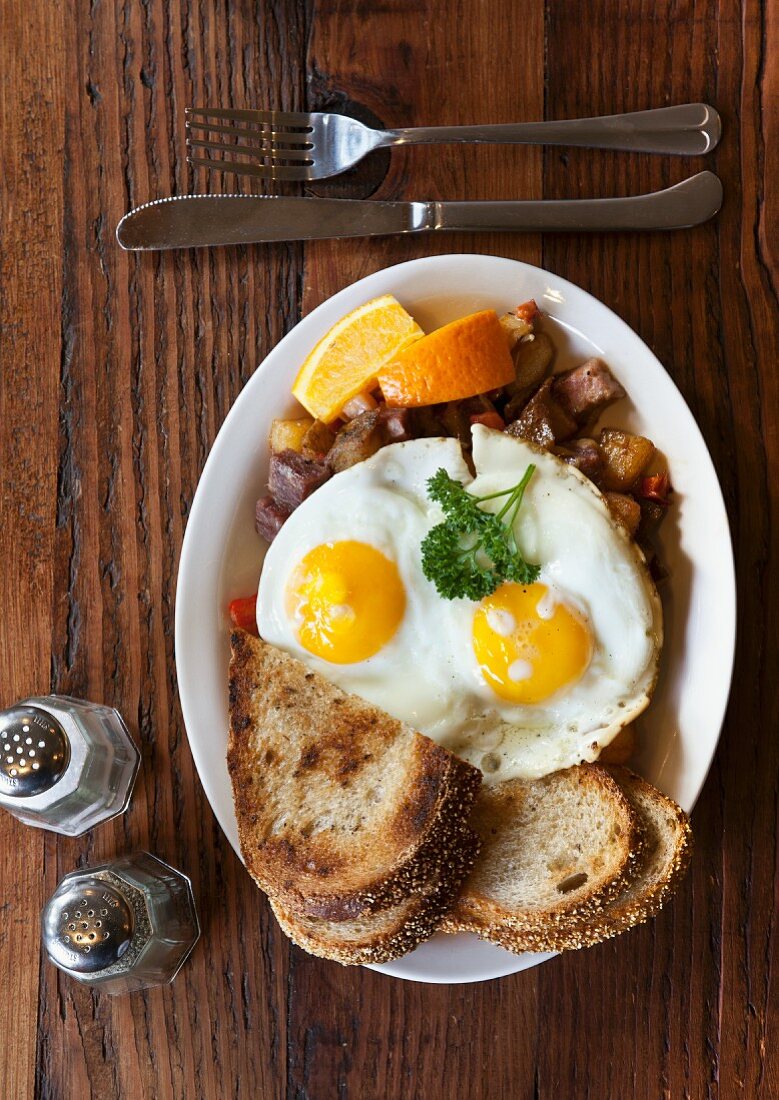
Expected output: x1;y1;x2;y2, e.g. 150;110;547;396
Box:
421;466;540;600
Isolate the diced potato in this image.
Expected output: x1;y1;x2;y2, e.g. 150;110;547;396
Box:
300;419;336;461
599;724;637;764
504;331;556;416
499;311;533;351
599;428;656;491
513;331;555;385
603;491;642;538
269;416;314;455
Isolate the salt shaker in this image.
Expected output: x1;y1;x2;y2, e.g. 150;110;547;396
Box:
41;852;200;994
0;696;140;836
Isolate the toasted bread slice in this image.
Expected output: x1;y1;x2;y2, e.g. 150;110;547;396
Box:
228;630;481;920
508;767;692;951
272;827;480;965
442;766;692;953
440;765;642;940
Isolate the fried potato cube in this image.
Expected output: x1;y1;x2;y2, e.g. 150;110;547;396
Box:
504;332;556;417
498;311;534;351
300;419;336;461
599;428;656;491
603;491;642;538
269;417;315;455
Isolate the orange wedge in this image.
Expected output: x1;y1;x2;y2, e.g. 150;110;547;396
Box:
292;295;424;423
377;310;516;407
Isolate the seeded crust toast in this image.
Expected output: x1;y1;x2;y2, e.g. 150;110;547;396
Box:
442;765;692;954
227;630;482;921
503;767;692;952
440;764;643;938
271;827;480;965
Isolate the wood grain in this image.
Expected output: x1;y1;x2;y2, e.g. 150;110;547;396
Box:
0;0;776;1097
0;2;65;1098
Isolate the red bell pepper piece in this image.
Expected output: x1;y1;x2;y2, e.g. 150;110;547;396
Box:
516;299;540;324
228;595;259;635
640;473;672;504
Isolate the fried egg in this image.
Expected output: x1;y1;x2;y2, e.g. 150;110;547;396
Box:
257;437;474;734
256;426;662;782
440;427;662;778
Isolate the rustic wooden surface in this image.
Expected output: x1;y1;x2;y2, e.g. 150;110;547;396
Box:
0;0;776;1096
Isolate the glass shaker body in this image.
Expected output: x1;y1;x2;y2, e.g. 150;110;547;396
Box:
0;695;139;835
42;852;200;994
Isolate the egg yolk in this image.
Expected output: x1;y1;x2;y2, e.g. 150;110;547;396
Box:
286;541;406;664
472;582;592;704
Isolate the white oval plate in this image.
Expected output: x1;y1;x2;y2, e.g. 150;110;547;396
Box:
175;254;735;985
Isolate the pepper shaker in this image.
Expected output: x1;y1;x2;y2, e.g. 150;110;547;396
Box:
41;852;200;994
0;696;140;835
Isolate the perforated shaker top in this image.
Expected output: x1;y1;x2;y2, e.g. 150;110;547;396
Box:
42;880;134;973
0;706;70;798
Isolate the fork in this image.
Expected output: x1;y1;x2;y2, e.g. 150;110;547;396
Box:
185;103;721;182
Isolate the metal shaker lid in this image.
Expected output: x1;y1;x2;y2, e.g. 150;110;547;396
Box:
0;706;70;798
42;880;134;973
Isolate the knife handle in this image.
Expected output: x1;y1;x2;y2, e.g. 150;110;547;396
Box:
431;172;722;233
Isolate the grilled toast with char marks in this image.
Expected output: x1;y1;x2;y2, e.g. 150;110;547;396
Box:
228;630;481;922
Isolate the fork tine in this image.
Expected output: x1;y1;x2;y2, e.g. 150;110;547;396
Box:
186;106;313;129
187;155;312;181
185;119;313;146
186;137;314;163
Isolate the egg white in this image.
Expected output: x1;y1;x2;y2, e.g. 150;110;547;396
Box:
257;428;662;783
257;437;477;736
438;426;662;780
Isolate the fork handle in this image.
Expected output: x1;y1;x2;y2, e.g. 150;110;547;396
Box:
378;104;720;156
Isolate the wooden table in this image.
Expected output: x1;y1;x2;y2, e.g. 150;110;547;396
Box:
1;0;776;1096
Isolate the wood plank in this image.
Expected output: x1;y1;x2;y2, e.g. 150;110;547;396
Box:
711;1;778;1095
0;2;65;1098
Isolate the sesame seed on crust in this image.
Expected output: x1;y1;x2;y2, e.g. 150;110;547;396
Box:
271;827;480;965
440;767;692;954
228;631;483;923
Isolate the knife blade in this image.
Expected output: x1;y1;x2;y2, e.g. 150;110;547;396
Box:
116;172;722;250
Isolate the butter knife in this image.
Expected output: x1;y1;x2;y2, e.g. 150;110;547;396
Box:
116;171;722;250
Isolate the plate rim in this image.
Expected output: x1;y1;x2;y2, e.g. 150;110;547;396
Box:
175;252;736;985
